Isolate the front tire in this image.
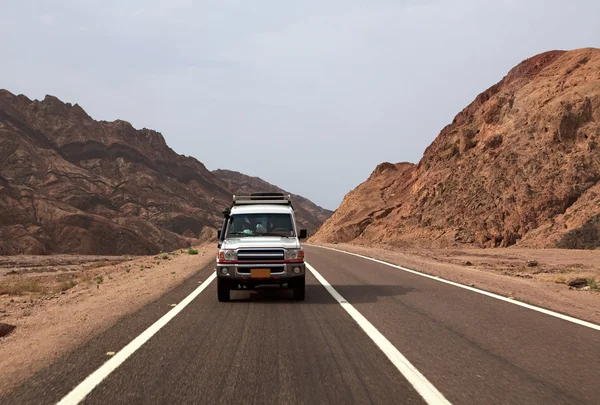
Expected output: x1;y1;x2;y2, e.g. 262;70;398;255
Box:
291;276;305;301
217;278;231;302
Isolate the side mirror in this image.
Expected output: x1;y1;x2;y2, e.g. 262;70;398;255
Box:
299;229;307;239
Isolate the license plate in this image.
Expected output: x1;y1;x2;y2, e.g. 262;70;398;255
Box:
250;268;270;278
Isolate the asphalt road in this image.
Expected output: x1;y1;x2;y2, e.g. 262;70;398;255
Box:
2;246;599;405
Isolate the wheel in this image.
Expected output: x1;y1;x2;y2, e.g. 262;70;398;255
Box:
217;278;231;302
291;276;305;301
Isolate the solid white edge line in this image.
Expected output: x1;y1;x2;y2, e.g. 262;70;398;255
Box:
56;272;217;405
306;262;452;405
307;244;600;332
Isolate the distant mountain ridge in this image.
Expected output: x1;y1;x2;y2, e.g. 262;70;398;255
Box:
311;48;600;249
0;90;330;254
212;169;332;234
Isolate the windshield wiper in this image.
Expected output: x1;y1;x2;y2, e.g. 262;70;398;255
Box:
262;232;295;237
228;232;295;237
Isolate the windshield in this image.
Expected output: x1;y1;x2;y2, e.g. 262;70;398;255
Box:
226;213;295;237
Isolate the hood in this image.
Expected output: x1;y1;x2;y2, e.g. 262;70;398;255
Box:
221;236;300;250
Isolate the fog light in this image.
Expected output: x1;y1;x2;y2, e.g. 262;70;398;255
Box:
293;267;301;274
220;268;229;275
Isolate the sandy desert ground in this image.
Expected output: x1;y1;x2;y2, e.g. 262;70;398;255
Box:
0;245;217;396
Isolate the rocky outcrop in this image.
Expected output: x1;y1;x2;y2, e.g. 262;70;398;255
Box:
311;48;600;249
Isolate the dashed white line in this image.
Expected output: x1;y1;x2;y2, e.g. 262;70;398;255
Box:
308;244;600;332
56;273;217;405
306;262;452;405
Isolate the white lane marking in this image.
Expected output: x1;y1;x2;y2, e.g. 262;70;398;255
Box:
306;262;452;405
56;272;217;405
308;245;600;332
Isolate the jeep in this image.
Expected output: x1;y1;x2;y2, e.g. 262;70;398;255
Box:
215;193;307;302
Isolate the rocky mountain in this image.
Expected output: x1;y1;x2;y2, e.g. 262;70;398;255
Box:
0;91;328;255
312;48;600;249
213;169;332;233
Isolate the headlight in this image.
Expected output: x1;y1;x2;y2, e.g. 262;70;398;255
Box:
285;249;304;260
218;250;237;261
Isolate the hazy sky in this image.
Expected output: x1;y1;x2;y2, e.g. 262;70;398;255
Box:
2;1;598;209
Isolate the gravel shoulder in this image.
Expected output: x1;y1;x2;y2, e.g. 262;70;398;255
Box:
0;245;217;396
310;243;600;325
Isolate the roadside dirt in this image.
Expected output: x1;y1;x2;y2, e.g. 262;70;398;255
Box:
0;245;217;396
312;243;600;325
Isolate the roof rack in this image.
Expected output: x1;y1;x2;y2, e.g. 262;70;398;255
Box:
232;192;293;207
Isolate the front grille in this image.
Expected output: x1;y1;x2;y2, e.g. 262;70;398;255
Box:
236;267;285;274
237;249;285;262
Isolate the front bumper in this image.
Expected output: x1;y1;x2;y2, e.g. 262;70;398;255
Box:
216;262;305;281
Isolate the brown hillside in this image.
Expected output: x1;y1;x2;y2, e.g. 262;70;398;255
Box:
212;169;332;233
0;91;327;255
0;91;234;254
312;48;600;249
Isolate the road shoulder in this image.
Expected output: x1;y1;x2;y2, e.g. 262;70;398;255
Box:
308;243;600;325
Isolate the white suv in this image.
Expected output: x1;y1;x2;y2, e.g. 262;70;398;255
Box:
216;193;307;302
